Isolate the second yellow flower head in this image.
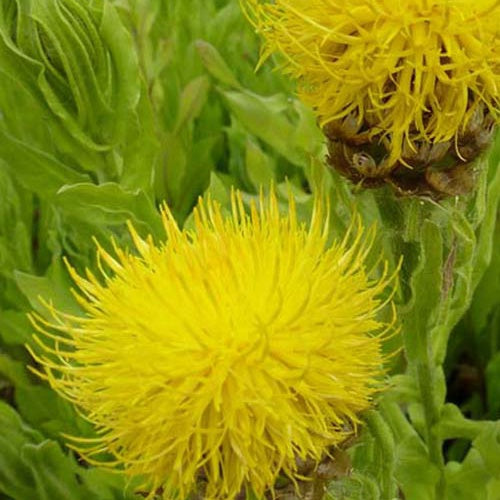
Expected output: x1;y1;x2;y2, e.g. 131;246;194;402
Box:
243;0;499;195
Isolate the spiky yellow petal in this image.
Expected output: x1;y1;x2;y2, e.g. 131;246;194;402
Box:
29;191;397;500
242;0;499;166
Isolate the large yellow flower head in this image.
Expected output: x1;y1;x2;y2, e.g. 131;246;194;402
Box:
243;0;499;169
29;191;396;499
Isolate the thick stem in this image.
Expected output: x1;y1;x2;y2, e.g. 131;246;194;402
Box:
365;410;397;500
416;362;443;465
417;361;447;499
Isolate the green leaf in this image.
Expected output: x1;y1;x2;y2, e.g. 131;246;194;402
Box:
119;84;159;194
81;468;141;500
0;138;89;197
245;138;275;190
394;435;441;500
400;216;443;362
99;0;142;123
289;100;323;157
221;89;305;166
437;404;486;441
174;136;217;219
486;353;500;419
205;172;232;206
0;353;31;387
470;225;500;334
445;449;492;500
15;385;93;442
20;441;91;500
0;402;136;500
55;182;163;238
14;259;81;318
0;402;41;500
0;311;33;345
0;0;151;189
365;411;398;499
487;479;500;500
473;424;500;478
0;169;33;273
183;171;231;231
195;39;241;89
174;75;210;133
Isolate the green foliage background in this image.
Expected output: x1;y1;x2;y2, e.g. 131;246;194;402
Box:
0;1;499;499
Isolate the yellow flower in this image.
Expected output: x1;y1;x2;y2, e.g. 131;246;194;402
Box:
29;191;396;499
242;0;499;168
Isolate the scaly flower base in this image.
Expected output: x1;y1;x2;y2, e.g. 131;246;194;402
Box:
325;111;496;198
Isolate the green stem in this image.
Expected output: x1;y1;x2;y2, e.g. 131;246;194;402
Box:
417;360;447;500
365;410;397;500
416;362;443;467
378;400;415;441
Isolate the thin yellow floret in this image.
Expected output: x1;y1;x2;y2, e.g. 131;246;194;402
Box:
243;0;500;165
29;191;397;500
